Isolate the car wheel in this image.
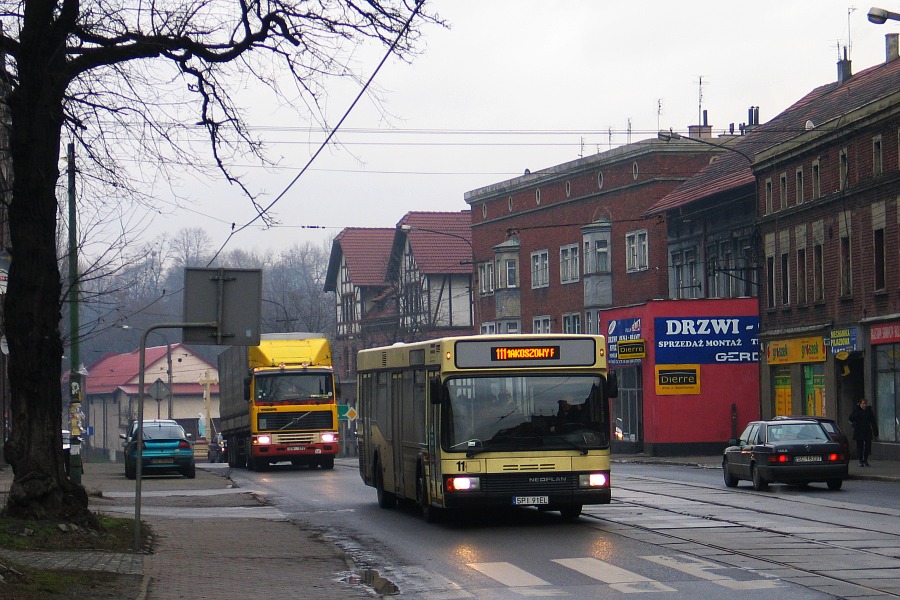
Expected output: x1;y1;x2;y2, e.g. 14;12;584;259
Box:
417;470;439;523
125;460;136;480
183;462;196;479
560;504;583;521
751;464;768;491
375;459;396;509
723;461;739;488
827;479;843;490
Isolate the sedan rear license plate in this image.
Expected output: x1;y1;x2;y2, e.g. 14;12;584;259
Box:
150;458;170;464
795;455;822;462
513;496;549;506
287;446;305;451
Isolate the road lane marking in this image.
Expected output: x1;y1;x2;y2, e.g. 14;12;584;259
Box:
553;558;676;593
642;555;782;590
467;562;550;587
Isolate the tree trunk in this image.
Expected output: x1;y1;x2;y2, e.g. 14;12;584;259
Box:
2;7;95;526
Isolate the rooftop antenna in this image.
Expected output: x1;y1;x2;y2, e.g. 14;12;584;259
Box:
657;99;663;132
848;6;856;57
627;118;632;144
697;75;704;127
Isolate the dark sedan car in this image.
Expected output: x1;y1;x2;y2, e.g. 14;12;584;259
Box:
773;415;850;452
723;419;848;491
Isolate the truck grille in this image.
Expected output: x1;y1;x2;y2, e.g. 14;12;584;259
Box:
257;411;334;431
481;473;578;495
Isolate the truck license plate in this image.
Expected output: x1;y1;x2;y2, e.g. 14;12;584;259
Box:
513;496;549;506
287;446;305;451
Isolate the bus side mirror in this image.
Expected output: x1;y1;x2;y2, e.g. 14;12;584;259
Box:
244;377;251;401
335;380;342;399
430;376;443;405
607;370;619;399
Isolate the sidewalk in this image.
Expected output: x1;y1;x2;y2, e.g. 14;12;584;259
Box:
0;460;374;600
0;454;897;599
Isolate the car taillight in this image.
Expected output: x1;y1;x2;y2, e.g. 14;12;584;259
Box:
178;440;191;450
768;454;792;464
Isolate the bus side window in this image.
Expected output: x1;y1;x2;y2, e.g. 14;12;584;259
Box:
430;376;443;404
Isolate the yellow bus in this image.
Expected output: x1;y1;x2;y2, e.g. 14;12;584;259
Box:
356;334;618;522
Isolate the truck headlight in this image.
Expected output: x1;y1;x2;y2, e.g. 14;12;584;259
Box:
321;432;337;443
255;435;272;445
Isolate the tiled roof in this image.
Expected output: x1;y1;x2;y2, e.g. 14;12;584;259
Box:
396;210;472;274
85;344;214;395
648;56;900;215
325;228;396;290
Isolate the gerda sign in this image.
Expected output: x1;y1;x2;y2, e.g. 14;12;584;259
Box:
654;316;759;396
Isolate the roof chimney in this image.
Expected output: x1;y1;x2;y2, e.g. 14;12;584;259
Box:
837;46;852;84
887;33;899;63
687;109;713;139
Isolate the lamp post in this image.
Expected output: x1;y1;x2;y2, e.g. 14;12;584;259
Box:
120;325;173;419
868;6;900;23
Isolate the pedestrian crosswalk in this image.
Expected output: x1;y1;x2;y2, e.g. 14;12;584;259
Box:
467;553;783;594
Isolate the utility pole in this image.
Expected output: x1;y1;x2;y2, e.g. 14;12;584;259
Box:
67;142;83;484
198;369;218;440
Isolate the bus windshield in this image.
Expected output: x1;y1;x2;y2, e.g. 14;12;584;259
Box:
442;375;609;456
254;372;334;404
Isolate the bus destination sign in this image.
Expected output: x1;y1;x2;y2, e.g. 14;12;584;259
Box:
455;338;598;369
492;346;560;361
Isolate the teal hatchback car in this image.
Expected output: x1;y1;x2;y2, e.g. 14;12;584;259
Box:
121;419;196;479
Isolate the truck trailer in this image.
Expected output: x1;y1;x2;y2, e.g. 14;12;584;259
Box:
218;333;340;470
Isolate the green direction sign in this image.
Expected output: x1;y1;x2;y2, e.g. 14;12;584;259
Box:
338;405;358;421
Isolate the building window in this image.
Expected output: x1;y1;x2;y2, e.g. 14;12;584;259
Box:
766;255;776;309
780;251;790;306
535;189;541;205
839;147;849;191
565;181;571;197
874;227;886;291
584;239;609;274
779;173;787;210
560;244;580;284
530;250;549;289
478;261;495;295
562;313;582;334
796;167;804;204
873;136;883;176
480;322;496;334
502;258;518;288
840;232;852;296
812;160;821;199
585;311;594;335
501;320;520;334
797;247;807;304
533;316;551;334
625;230;648;272
813;242;824;301
765;178;773;214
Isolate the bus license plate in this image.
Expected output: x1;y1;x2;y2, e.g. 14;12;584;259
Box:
795;455;822;462
287;446;305;451
513;496;549;506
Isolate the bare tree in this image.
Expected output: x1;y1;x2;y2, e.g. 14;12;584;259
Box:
0;0;435;523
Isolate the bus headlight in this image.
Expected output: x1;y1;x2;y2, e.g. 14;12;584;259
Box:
321;432;337;443
579;472;609;488
446;476;481;491
255;435;272;445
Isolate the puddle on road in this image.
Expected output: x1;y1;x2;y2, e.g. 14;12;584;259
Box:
341;568;400;595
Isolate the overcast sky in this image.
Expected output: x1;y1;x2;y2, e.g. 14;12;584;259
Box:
127;1;898;258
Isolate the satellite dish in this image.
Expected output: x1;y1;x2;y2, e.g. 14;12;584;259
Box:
805;120;815;130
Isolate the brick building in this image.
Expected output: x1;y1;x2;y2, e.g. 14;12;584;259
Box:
324;211;474;407
753;38;900;459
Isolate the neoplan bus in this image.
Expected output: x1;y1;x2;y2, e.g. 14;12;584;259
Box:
357;334;618;522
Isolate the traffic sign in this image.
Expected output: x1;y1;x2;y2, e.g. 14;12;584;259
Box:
338;405;358;421
149;378;170;400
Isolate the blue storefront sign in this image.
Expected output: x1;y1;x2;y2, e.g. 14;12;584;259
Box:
655;316;760;364
607;318;642;365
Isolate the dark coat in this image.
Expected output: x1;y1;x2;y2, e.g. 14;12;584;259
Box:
849;405;879;441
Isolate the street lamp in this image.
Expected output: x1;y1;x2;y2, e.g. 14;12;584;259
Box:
119;324;173;419
868;6;900;24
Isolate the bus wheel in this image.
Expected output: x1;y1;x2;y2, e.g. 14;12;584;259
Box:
321;456;335;470
417;471;440;523
375;460;396;509
560;504;582;521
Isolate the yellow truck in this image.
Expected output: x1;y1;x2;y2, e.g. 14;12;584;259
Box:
218;334;340;470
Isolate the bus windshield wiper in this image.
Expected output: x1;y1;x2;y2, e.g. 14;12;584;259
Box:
279;413;312;430
556;437;589;455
